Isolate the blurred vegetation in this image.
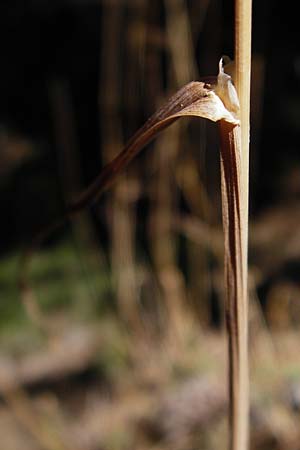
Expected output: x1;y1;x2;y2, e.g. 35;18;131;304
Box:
1;1;300;449
0;241;112;328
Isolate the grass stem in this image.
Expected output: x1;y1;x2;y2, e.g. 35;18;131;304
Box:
223;1;252;449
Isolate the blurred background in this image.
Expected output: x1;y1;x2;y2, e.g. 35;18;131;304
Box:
1;0;300;449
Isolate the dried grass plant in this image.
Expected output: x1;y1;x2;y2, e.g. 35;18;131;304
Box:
20;1;252;448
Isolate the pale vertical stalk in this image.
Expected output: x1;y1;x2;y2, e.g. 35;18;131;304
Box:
151;124;187;341
100;2;139;329
150;0;195;340
224;1;252;450
235;0;252;299
165;0;211;329
235;2;252;450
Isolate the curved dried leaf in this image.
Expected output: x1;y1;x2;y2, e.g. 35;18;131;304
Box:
69;80;239;213
20;77;240;330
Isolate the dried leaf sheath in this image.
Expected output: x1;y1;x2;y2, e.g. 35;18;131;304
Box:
219;121;248;450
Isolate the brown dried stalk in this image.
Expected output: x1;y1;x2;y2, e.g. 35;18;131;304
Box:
20;60;248;448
